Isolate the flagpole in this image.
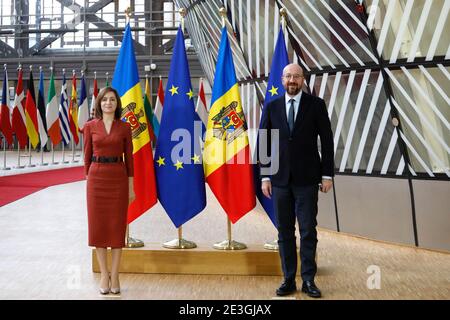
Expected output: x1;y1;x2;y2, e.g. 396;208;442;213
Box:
281;7;287;43
26;68;36;166
61;141;68;163
90;71;97;118
161;7;197;251
80;133;84;163
40;140;46;165
50;141;58;165
71;69;78;163
61;68;69;164
71;135;76;162
16;143;24;168
49;66;58;165
14;64;25;169
27;140;35;167
1;64;10;170
38;66;48;167
26;65;36;168
1;135;10;170
264;8;288;252
163;226;197;249
212;7;247;251
123;6;144;249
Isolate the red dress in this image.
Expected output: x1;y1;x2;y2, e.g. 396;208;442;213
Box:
83;119;134;248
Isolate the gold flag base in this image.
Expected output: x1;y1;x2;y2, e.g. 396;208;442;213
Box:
162;238;197;249
126;237;144;248
213;240;247;250
263;240;279;251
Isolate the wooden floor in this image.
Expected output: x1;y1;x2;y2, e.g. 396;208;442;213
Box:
0;175;449;300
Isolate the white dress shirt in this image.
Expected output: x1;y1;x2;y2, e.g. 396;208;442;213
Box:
285;92;302;123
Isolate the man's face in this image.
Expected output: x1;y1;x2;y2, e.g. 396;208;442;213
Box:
282;66;304;96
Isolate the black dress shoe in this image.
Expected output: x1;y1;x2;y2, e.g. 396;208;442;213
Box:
301;280;322;298
276;281;297;296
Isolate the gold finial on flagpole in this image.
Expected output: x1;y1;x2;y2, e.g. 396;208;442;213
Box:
179;8;186;34
280;7;287;32
125;7;131;24
219;7;227;28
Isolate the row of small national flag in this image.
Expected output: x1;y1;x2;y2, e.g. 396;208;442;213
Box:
0;67;97;149
111;22;290;230
0;66;209;151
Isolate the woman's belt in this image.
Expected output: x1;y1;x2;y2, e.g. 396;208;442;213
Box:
91;156;123;163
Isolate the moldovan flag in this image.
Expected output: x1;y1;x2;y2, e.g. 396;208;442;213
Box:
12;67;27;148
25;69;39;149
0;67;13;145
46;69;61;146
112;23;157;223
203;27;256;223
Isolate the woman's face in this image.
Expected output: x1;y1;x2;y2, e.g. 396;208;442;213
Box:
100;91;118;115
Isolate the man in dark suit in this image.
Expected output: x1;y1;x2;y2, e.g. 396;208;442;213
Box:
260;63;334;298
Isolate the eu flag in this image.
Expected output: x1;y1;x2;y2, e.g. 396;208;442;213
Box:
154;26;206;228
255;27;289;227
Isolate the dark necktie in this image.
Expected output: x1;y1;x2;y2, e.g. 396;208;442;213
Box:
288;98;295;134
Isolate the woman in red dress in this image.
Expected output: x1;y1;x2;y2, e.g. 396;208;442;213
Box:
83;87;135;294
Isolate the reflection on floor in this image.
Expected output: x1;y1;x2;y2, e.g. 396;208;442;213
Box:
0;179;449;300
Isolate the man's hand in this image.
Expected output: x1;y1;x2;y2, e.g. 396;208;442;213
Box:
320;179;333;193
262;180;272;199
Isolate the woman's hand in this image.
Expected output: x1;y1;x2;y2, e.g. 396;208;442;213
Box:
128;177;135;204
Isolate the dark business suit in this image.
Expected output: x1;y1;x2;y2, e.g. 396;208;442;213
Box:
260;92;334;282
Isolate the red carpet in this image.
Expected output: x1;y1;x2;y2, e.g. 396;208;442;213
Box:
0;166;85;207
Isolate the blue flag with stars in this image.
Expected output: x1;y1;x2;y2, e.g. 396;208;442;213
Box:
255;26;289;227
154;26;206;228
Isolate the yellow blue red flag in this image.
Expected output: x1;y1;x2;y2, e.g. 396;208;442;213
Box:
112;23;157;223
203;27;255;223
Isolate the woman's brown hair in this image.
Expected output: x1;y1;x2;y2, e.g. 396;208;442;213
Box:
94;87;122;120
